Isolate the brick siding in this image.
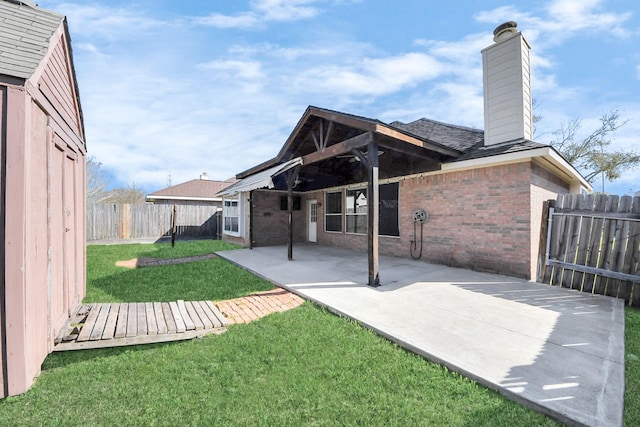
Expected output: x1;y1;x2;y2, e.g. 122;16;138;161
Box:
251;190;307;246
247;161;572;280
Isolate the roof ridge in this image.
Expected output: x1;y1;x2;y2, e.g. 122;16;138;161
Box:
393;117;483;134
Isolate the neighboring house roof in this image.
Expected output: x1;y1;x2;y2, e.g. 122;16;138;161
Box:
0;0;63;79
146;178;236;203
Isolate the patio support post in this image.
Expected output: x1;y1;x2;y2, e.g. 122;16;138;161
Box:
285;166;301;261
367;138;380;287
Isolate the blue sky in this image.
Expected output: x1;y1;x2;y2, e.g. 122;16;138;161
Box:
40;0;640;195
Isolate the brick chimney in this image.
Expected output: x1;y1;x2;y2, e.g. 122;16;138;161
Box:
481;21;533;146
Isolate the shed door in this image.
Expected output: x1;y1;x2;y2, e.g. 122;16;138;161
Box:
308;200;317;243
50;144;67;330
63;154;78;312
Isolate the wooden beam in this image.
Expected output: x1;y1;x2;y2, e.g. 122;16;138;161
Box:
302;132;372;165
546;259;640;284
375;123;460;157
285;166;301;260
367;139;380;287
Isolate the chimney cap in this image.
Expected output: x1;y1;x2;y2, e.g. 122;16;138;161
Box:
493;21;518;42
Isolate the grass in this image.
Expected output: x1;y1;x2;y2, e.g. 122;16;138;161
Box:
85;240;272;302
1;240;636;425
625;306;640;426
0;304;556;426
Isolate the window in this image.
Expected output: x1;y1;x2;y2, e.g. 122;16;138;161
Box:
379;182;399;237
223;198;239;234
346;188;367;234
280;195;301;210
325;191;342;232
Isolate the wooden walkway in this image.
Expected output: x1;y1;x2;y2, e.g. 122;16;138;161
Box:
54;300;228;351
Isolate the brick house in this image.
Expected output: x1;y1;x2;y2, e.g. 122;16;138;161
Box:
0;0;86;397
218;22;589;284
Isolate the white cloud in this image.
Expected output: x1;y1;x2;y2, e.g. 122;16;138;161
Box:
56;3;170;40
294;53;444;98
194;0;322;29
199;60;265;81
253;0;320;21
193;13;259;29
475;0;632;47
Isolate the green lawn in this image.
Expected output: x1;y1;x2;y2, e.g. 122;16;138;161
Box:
625;306;640;426
0;240;636;425
85;240;272;302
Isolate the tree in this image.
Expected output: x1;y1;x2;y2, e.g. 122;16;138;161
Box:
548;110;640;191
86;156;110;203
105;183;146;204
86;157;146;204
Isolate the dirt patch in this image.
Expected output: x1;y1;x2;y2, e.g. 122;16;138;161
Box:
115;253;218;269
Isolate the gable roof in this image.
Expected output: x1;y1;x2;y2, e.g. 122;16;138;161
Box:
146;178;236;202
226;104;590;194
0;0;63;79
389;118;484;153
237;106;462;179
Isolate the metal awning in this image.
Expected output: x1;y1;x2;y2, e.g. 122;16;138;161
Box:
217;157;303;196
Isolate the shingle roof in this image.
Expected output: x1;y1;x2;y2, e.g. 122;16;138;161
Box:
146;178;237;201
454;138;548;161
0;0;63;79
389;118;484;153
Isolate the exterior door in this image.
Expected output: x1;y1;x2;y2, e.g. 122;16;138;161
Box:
308;200;317;242
63;154;77;314
50;144;67;331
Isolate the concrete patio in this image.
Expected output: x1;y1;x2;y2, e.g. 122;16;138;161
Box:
217;245;625;427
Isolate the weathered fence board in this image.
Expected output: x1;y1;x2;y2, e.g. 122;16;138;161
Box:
541;194;640;307
87;203;221;241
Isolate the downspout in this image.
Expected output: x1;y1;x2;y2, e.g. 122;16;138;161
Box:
0;86;9;397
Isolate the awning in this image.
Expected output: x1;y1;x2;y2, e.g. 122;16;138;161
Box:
217;157;303;196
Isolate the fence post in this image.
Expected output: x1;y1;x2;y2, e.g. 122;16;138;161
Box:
171;204;177;247
537;199;555;283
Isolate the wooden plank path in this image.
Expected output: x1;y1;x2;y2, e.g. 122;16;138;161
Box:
54;300;228;351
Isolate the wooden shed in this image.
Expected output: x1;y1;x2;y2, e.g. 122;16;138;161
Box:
0;0;86;397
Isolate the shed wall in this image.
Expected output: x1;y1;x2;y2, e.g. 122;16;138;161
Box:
1;25;86;397
0;86;6;398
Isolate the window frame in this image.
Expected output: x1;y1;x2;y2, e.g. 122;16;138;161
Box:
345;187;367;235
379;182;399;237
324;190;343;233
222;197;241;236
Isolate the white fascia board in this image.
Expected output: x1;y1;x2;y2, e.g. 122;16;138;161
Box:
218;157;303;197
441;147;592;191
145;195;222;202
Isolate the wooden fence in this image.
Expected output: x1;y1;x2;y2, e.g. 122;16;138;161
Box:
539;193;640;307
87;203;221;242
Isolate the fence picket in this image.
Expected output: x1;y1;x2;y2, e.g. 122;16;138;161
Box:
87;203;220;241
543;194;640;307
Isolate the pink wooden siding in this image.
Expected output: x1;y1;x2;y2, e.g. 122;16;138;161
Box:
38;33;82;135
0;86;5;396
1;22;85;397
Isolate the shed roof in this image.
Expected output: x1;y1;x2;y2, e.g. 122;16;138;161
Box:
0;0;63;79
146;178;236;202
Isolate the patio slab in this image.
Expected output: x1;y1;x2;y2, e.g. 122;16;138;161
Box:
217;245;625;427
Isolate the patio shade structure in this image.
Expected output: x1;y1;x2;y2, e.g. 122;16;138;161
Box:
221;106;464;286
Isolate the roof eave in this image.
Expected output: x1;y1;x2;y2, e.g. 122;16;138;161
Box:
441;146;592;192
